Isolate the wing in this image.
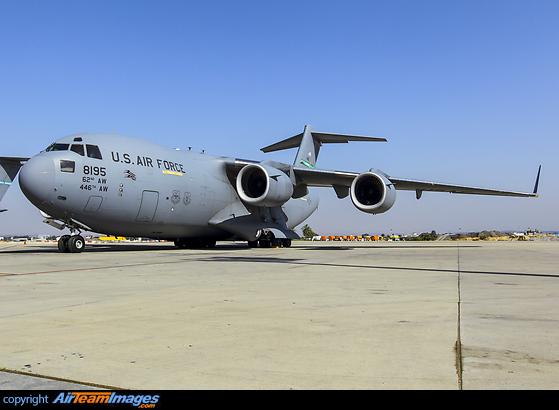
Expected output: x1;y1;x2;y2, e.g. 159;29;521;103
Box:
256;125;538;199
388;175;538;198
0;156;29;210
292;166;540;198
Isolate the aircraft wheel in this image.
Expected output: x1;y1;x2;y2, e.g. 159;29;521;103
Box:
203;239;216;248
259;232;282;248
67;235;85;253
247;240;258;248
57;235;71;253
281;239;292;248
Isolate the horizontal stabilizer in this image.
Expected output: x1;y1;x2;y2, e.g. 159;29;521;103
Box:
261;129;386;153
261;125;386;168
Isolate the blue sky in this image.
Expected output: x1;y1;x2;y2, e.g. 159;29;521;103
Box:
1;0;557;236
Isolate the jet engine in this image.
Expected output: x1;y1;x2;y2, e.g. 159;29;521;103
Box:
350;171;396;214
236;163;294;207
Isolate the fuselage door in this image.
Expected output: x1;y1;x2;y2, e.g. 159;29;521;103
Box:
136;190;159;222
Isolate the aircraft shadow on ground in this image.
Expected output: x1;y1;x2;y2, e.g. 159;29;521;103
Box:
195;254;559;280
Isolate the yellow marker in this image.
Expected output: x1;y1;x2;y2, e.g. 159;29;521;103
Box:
163;170;183;176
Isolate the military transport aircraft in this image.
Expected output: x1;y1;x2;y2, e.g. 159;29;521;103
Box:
0;125;540;252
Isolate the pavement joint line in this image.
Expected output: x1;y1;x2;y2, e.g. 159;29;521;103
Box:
3;249;557;279
0;259;199;277
0;367;122;390
181;255;559;279
0;252;275;277
455;243;463;390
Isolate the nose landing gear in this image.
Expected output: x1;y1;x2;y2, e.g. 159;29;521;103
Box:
58;234;85;253
41;216;90;253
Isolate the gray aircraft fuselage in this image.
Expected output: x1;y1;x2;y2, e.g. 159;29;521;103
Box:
18;133;318;242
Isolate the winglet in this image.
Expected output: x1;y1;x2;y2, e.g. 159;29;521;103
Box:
533;165;541;196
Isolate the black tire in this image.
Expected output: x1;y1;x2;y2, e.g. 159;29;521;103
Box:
58;235;70;253
202;239;216;248
67;235;85;253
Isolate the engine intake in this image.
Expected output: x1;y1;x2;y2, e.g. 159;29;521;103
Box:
350;171;396;214
236;164;293;207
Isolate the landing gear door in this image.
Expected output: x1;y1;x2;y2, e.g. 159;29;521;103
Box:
136;190;159;222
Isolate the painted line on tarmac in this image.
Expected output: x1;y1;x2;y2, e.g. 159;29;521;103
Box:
0;252;272;278
0;259;197;277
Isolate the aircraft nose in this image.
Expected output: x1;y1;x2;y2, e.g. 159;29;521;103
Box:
19;155;55;205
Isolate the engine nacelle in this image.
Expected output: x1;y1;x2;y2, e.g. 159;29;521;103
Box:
350;171;396;214
236;164;294;207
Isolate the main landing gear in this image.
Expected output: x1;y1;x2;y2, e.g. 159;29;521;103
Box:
58;234;85;253
42;216;90;253
248;231;292;248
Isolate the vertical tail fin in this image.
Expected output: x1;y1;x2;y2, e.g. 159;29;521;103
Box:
294;125;320;168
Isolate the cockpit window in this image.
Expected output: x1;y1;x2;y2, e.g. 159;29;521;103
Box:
86;144;102;160
60;160;75;173
70;144;85;156
46;143;70;152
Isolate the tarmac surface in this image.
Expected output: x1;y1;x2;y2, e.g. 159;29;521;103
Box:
1;240;558;390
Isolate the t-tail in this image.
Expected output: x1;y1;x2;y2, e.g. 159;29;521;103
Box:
260;125;387;168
